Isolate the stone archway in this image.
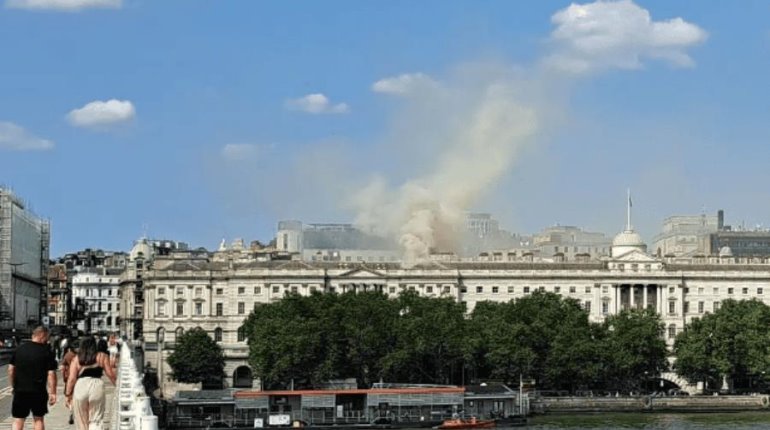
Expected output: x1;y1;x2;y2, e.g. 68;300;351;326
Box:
233;366;253;388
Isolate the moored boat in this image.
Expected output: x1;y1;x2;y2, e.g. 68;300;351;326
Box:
435;417;496;429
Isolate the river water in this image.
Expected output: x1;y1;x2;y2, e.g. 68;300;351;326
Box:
525;412;770;429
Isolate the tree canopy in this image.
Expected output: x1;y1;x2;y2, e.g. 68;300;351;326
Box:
242;290;670;392
167;327;225;387
674;299;770;390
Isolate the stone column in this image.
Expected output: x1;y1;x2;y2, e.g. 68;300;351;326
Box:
614;285;619;314
630;285;636;309
643;285;648;310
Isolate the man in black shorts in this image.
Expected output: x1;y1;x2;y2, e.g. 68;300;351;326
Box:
8;326;58;430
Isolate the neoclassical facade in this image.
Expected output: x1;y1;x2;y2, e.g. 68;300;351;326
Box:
142;220;770;389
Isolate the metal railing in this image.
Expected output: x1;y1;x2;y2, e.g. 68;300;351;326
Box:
112;342;158;430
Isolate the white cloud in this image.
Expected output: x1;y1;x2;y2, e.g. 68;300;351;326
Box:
221;143;273;161
285;93;349;114
372;73;439;95
67;99;135;129
546;0;707;73
5;0;121;11
0;122;54;151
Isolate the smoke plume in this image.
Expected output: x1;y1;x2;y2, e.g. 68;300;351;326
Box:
353;66;540;265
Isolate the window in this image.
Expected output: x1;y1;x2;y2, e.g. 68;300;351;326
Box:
254;286;261;295
492;286;499;294
195;288;202;298
584;301;591;312
237;327;246;342
272;286;280;294
539;286;545;292
157;302;166;317
523;287;530;293
176;302;184;316
508;286;514;294
177;288;184;296
236;287;244;294
669;287;675;294
389;287;396;294
713;287;719;294
86;290;90;297
216;288;223;295
698;287;704;294
554;286;561;293
426;286;434;293
743;287;749;295
602;301;609;315
476;286;483;294
108;289;112;296
158;287;165;296
668;324;676;339
444;286;451;294
176;327;184;340
195;302;202;316
728;287;734;294
238;302;245;314
569;286;576;293
98;302;102;311
684;287;690;294
107;303;112;311
214;328;222;342
713;301;720;312
106;316;112;326
216;303;223;316
669;301;676;314
98;289;102;297
759;288;764;295
683;301;690;314
116;303;120;312
698;301;704;314
602;285;608;294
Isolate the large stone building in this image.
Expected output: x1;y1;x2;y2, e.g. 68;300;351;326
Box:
0;188;50;335
71;270;122;333
143;205;770;390
119;238;191;340
653;212;721;257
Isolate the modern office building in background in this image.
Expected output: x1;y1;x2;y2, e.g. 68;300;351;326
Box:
0;187;50;334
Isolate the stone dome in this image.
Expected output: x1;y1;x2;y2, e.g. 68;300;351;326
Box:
130;239;153;261
611;229;647;257
612;230;645;247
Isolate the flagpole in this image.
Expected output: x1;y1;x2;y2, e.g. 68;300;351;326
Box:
627;188;632;231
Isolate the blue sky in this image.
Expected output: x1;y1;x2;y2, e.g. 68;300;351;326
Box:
1;0;770;257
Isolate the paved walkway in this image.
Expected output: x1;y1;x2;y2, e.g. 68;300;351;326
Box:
1;380;115;430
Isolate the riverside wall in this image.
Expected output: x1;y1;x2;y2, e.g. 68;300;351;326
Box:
533;395;770;414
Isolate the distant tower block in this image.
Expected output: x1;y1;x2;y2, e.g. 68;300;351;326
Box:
276;220;303;253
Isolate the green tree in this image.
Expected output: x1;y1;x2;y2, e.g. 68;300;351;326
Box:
243;292;331;389
167;327;225;387
381;291;469;384
674;299;770;391
468;292;600;391
601;308;669;391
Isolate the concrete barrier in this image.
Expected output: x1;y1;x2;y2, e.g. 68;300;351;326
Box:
112;342;158;430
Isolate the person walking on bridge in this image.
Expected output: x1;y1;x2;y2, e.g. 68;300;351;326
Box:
8;326;58;430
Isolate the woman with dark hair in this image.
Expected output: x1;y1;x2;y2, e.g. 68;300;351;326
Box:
64;337;117;430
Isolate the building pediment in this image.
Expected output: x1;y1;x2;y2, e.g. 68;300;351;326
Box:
611;249;660;263
337;267;386;278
